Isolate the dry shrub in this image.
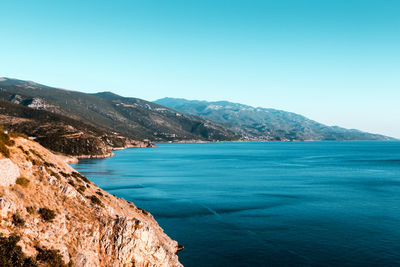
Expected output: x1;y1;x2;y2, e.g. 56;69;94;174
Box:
16;177;30;187
38;208;56;222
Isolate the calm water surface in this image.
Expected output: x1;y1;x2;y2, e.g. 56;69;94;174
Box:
72;141;400;266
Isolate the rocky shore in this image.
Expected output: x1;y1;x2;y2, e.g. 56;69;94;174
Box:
0;133;182;266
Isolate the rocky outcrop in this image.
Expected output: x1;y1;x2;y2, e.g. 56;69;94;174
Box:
0;158;19;186
0;135;182;266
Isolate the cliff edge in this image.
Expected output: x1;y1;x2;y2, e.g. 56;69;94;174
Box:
0;130;182;266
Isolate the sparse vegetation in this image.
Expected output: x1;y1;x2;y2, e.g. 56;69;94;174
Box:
26;206;36;214
137;207;149;215
35;247;66;267
59;171;69;178
18;146;30;156
88;195;103;206
45;168;61;180
71;172;90;183
16;177;30;187
77;185;86;194
29;149;44;161
9;132;28;139
95;191;103;196
12;213;25;227
43;161;56;168
0;234;38;267
0;125;14;158
38;208;56;222
0;145;10;158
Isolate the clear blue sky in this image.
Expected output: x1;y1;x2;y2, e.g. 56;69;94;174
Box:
1;0;399;137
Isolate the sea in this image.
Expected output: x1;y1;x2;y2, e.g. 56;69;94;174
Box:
71;141;400;266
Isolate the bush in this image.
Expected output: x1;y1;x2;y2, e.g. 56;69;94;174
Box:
0;126;11;157
29;149;44;161
88;195;103;206
137;207;149;215
0;234;38;267
38;208;56;222
0;144;10;158
26;206;35;214
18;146;30;156
0;126;15;158
43;161;56;168
0;131;14;146
71;172;90;183
12;214;25;227
35;247;66;267
46;169;61;180
95;191;103;196
59;172;69;178
9;133;28;139
77;186;86;194
16;177;30;187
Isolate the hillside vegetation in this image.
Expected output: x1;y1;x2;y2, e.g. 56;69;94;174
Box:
0;100;150;158
0;78;239;144
155;98;394;141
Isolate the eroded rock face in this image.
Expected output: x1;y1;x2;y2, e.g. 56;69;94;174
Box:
0;158;20;186
0;196;17;218
0;137;182;266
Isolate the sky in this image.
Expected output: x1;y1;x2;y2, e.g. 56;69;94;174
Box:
1;0;399;138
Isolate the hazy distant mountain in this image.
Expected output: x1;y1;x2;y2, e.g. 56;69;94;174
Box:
155;98;394;141
0;78;239;145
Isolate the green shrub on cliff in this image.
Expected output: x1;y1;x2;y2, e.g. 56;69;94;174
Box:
0;124;14;158
26;206;36;214
35;247;66;267
0;144;10;158
71;172;90;183
0;234;38;267
16;177;30;187
12;213;25;227
38;208;56;222
88;195;103;207
9;132;28;139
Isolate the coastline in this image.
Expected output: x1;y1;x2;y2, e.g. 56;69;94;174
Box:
1;135;182;266
60;143;157;163
65;138;399;163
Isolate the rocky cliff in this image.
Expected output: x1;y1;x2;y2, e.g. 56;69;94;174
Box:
0;132;182;266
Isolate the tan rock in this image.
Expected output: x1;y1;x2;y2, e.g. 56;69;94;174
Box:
0;158;20;186
0;136;182;266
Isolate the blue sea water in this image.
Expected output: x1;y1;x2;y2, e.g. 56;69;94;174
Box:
71;141;400;266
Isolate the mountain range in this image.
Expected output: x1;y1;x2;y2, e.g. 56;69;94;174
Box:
155;98;394;141
0;77;394;157
0;78;238;156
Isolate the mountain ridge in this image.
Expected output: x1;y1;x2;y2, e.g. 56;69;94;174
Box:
0;77;394;154
155;97;395;141
0;78;240;157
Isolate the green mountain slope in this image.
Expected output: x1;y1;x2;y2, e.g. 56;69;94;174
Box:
0;99;148;157
155;98;394;141
0;78;239;142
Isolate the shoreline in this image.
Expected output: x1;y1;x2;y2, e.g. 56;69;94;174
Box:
65;138;398;163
